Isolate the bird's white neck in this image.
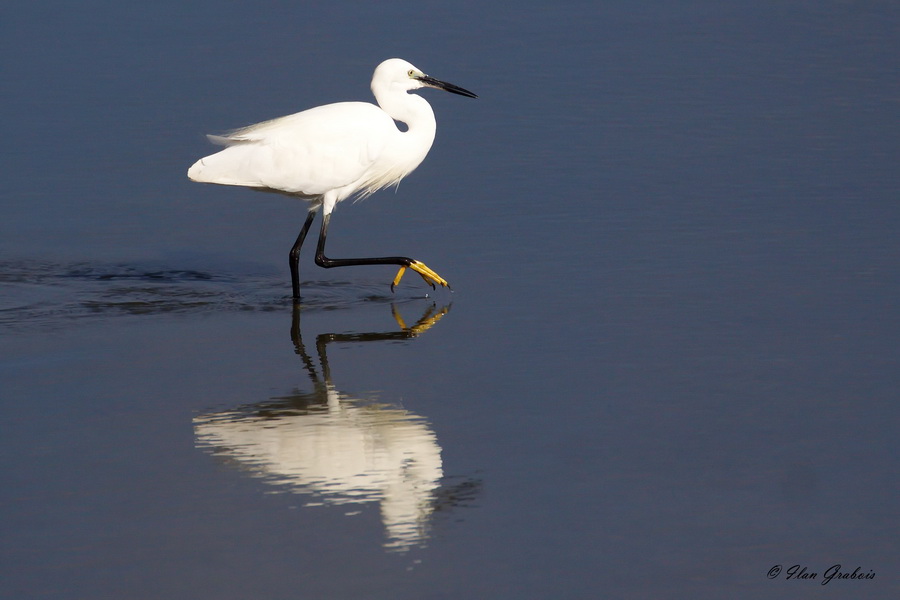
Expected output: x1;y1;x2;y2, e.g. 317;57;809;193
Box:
378;89;437;169
374;82;436;133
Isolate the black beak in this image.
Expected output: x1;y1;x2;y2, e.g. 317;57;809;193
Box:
417;74;478;99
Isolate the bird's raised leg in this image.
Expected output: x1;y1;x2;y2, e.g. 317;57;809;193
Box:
314;212;449;291
289;210;317;299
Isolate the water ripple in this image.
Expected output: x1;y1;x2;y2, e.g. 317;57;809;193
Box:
0;258;433;330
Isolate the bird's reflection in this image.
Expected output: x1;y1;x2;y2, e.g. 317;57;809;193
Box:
194;302;455;552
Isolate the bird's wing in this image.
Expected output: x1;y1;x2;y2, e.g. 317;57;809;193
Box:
188;102;396;197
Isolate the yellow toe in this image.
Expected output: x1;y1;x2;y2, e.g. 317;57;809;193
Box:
391;266;408;291
409;260;449;288
391;261;449;290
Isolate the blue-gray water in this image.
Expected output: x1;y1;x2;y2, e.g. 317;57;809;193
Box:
2;2;898;598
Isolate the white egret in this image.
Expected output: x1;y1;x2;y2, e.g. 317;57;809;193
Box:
187;58;477;299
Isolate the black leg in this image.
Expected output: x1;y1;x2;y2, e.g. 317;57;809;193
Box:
289;210;317;299
313;212;449;291
314;213;411;269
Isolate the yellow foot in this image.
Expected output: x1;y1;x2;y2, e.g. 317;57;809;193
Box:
391;260;450;291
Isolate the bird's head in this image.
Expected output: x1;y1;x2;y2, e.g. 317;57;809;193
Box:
372;58;477;99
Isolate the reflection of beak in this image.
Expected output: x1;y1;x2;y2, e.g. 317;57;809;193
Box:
415;74;478;99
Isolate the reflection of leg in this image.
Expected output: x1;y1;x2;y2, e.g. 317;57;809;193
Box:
291;298;451;386
290;302;320;385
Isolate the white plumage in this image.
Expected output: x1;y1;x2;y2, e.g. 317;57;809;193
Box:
188;58;477;299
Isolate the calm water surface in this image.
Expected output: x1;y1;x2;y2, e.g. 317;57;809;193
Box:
2;2;899;598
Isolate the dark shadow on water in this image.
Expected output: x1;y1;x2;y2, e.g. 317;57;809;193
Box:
193;302;481;552
0;258;446;330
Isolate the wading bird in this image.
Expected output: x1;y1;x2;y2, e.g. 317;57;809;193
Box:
187;58;477;299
